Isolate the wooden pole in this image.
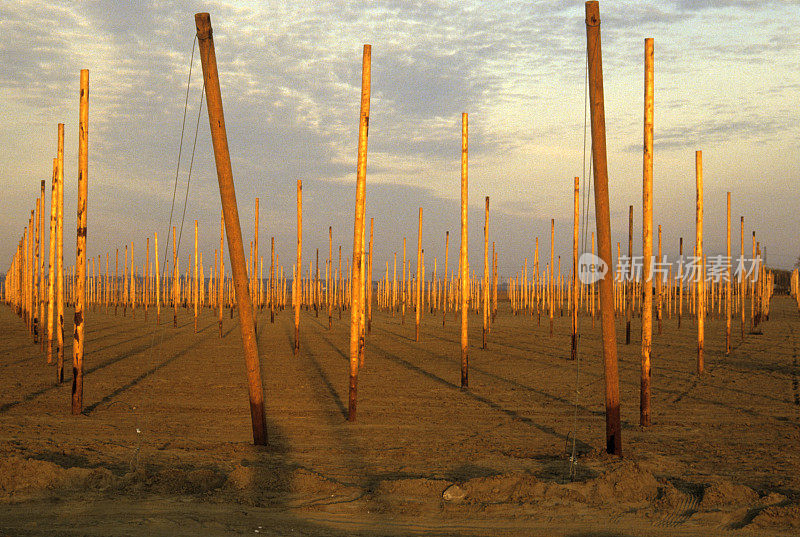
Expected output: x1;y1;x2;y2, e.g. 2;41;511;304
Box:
195;12;268;445
72;69;89;415
219;211;224;335
740;217;745;338
172;227;178;326
482;196;489;349
678;237;683;328
657;224;662;335
640;36;654;428
550;218;554;336
194;219;199;332
416;207;422;342
326;229;331;327
367;217;374;333
460;112;469;388
56;121;64;382
726;192;731;354
585;1;622;454
47;157;57;362
696;150;704;374
443;231;449;326
626;204;633;344
295;179;302;354
348;44;370;421
572;177;579;360
155;233;160;323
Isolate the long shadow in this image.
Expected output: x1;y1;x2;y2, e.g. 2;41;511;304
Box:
83;327;214;414
356;325;593;452
377;322;606;418
0;320;192;413
283;323;347;419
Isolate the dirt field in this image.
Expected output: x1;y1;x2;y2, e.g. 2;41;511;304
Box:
1;295;799;536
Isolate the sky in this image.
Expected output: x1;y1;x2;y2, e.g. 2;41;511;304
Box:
2;0;799;282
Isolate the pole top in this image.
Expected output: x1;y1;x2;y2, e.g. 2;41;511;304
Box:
195;13;212;40
585;1;600;26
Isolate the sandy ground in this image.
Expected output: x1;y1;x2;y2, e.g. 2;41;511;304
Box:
1;295;799;536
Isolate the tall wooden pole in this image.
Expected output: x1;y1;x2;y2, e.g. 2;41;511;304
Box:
326;229;331;327
572;177;580;359
726;192;731;354
218;211;224;335
295;179;302;355
56;123;65;382
696;150;704;374
72;69;89;415
460;112;469;388
626;205;633;344
47;157;57;362
482;196;489;349
740;216;745;338
416;207;422;342
550;218;554;337
367;217;374;333
348;44;370;421
194;219;199;332
155;233;160;323
640;36;654;428
657;224;662;335
585;1;622;454
254;197;259;306
195;12;267;445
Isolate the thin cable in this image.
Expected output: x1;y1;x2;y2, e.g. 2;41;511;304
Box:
569;53;593;481
134;36;199;466
164;35;197;268
176;82;205;258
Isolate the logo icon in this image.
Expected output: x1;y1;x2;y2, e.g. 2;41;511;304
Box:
578;253;608;284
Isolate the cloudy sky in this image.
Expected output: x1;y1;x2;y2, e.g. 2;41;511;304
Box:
2;0;799;282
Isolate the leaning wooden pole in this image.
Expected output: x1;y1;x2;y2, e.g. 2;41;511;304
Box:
585;1;622;454
696;150;704;374
72;69;89;415
460;113;469;388
195;12;267;445
348;43;370;422
640;36;654;428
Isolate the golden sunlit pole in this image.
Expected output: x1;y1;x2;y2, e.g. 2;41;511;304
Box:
194;220;199;332
295;179;302;355
482;196;489;349
56;123;65;382
46;156;57;363
72;69;89;415
572;177;580;359
640;36;654;427
460;112;469;388
625;205;633;344
416;207;422;342
155;232;160;323
726;192;731;354
696;150;704;374
348;44;370;421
